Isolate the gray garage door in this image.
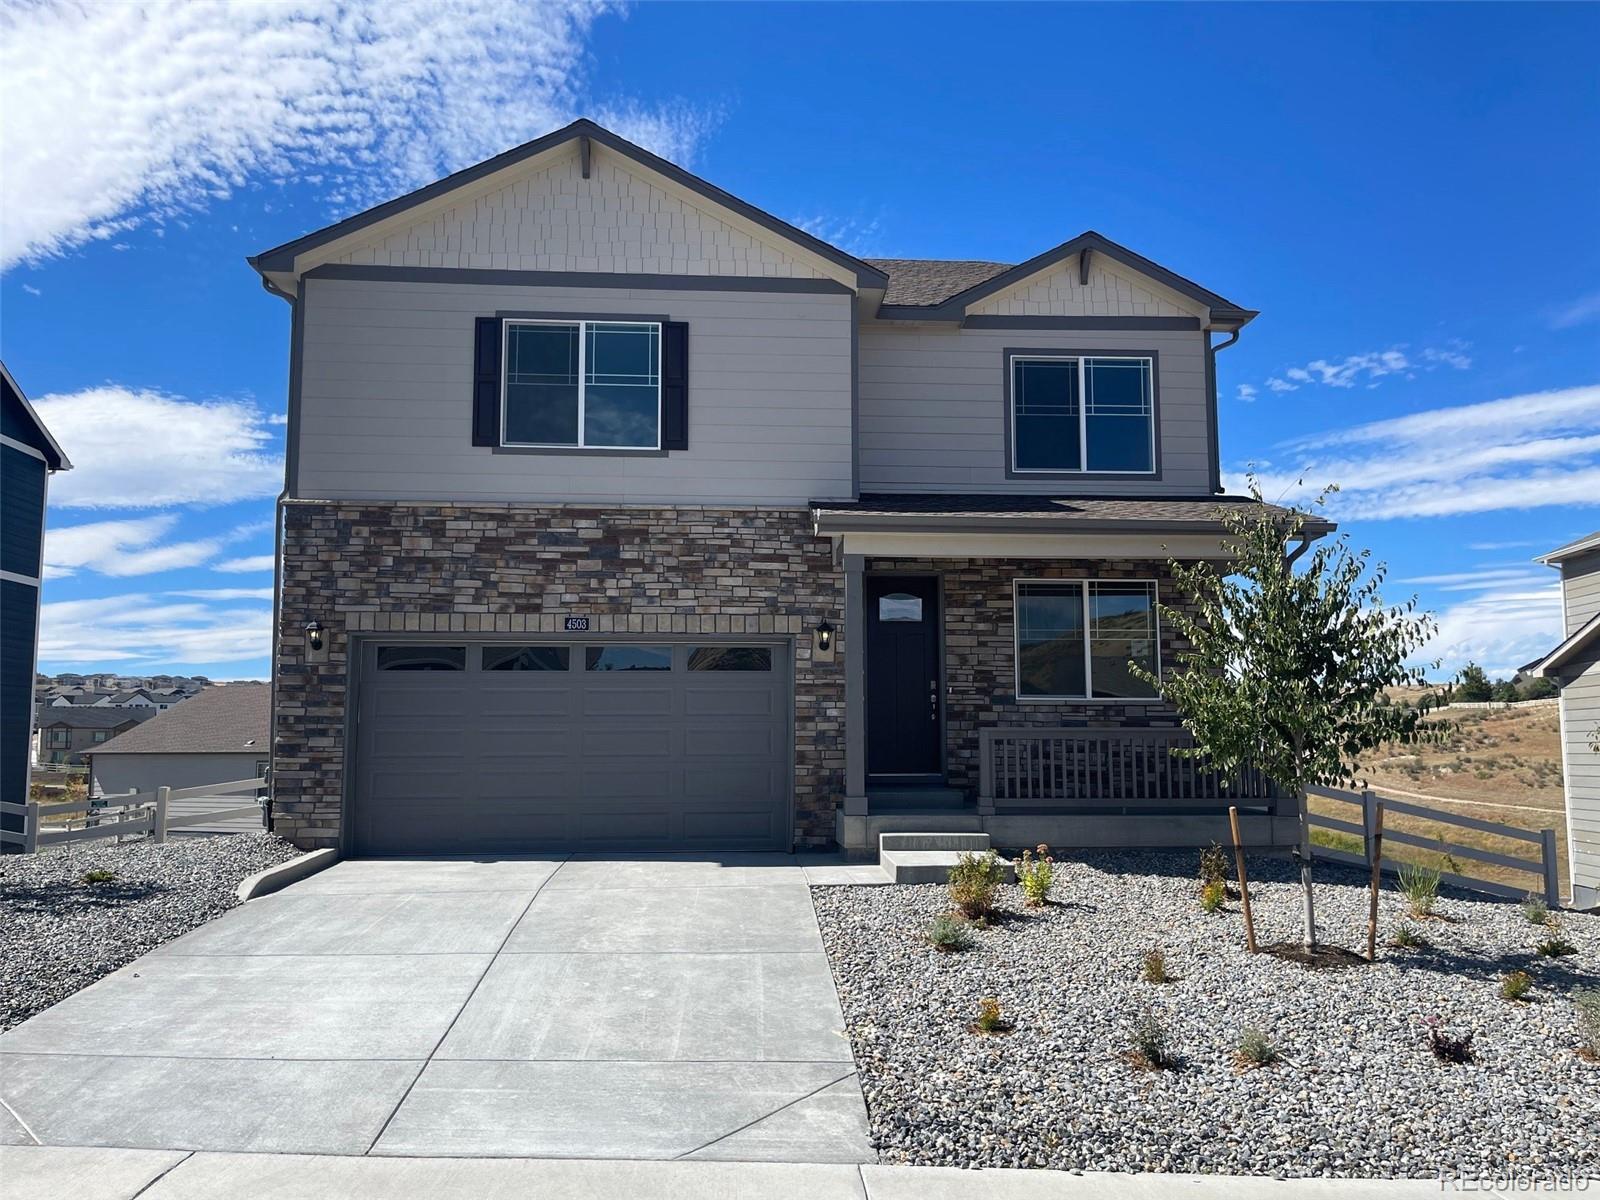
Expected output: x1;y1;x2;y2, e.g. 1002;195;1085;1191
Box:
352;640;792;855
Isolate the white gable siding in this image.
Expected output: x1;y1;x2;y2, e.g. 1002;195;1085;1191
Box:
1560;551;1600;636
1556;647;1600;908
856;324;1213;494
966;259;1206;320
295;276;853;505
328;150;826;280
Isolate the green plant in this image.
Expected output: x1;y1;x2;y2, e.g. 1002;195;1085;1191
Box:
1130;476;1446;949
1013;844;1056;907
1454;662;1492;703
1397;860;1441;918
970;996;1010;1035
1199;877;1226;914
1142;948;1170;984
1520;894;1551;926
1128;1012;1173;1070
1574;989;1600;1060
1235;1026;1280;1068
948;850;1007;921
1198;842;1229;890
1423;1016;1475;1064
1391;923;1427;949
1536;921;1577;958
1499;970;1533;1002
80;868;117;885
926;914;975;953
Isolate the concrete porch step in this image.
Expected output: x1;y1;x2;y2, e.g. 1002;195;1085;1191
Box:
866;786;968;811
878;832;1016;885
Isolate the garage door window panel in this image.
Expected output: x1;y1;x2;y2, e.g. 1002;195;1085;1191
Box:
585;646;672;672
688;647;773;672
377;646;466;671
483;646;571;672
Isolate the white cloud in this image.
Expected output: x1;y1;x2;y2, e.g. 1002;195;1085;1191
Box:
0;1;712;269
31;386;281;508
1550;290;1600;330
171;588;275;601
45;515;267;578
1466;540;1549;551
1415;582;1564;680
37;593;270;667
792;213;885;258
213;555;276;574
1236;384;1257;402
1261;342;1471;395
21;283;40;295
1235;384;1600;520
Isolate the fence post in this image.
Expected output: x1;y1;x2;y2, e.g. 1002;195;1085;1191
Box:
1360;788;1377;869
154;787;170;845
1540;828;1560;910
23;801;39;854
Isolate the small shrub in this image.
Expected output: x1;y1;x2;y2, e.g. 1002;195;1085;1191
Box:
1574;989;1600;1060
1423;1016;1475;1064
1198;842;1229;890
1142;948;1171;984
1536;922;1577;958
1391;923;1427;949
970;996;1011;1035
1235;1026;1280;1069
80;868;117;885
1013;844;1055;907
1520;894;1551;926
1128;1012;1174;1070
948;850;1006;921
926;914;975;953
1199;877;1226;914
1499;970;1533;1002
1397;860;1441;918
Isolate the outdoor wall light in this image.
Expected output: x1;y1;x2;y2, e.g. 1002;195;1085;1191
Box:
304;620;324;654
815;620;834;654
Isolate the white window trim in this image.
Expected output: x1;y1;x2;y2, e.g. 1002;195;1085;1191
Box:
1012;578;1163;703
501;318;663;451
1008;354;1156;475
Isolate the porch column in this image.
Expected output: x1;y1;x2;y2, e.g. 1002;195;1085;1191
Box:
843;553;868;816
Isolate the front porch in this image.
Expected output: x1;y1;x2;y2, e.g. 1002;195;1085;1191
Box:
814;494;1320;855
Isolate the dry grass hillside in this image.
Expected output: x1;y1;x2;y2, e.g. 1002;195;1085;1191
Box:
1308;700;1572;899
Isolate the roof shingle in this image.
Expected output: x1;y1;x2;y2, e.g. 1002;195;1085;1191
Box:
86;685;269;756
865;259;1013;307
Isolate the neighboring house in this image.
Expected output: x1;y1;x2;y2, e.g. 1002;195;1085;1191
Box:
32;707;154;767
250;118;1331;857
86;684;270;833
89;688;162;709
1524;531;1600;910
2;363;70;847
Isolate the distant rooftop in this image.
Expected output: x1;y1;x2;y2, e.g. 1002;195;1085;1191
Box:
87;684;270;756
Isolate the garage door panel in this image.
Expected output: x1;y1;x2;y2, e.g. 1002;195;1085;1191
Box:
356;640;790;854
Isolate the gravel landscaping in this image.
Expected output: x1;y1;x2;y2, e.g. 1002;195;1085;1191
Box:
0;833;299;1032
812;851;1600;1179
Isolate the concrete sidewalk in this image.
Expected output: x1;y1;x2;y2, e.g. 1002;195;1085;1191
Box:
0;1146;1481;1200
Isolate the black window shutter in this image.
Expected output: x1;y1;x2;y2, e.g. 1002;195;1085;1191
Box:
662;321;689;451
472;316;501;447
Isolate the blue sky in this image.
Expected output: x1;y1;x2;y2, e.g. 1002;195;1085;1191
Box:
2;1;1596;681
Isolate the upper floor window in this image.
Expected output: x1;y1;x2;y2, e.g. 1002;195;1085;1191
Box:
1010;355;1155;474
503;320;662;450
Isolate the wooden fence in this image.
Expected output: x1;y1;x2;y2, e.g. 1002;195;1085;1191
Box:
1306;784;1561;908
0;777;266;855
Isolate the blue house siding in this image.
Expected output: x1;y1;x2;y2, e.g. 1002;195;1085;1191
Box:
1;446;45;579
1;579;39;829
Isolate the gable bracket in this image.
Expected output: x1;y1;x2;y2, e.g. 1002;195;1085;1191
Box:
1078;247;1092;286
579;135;591;179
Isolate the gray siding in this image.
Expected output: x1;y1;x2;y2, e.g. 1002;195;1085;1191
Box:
1560;550;1600;635
1555;646;1600;908
856;324;1213;495
90;751;266;797
295;277;854;505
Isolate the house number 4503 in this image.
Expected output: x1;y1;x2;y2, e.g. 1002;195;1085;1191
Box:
564;617;590;631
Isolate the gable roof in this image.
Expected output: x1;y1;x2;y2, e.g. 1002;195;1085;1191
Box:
872;231;1256;327
249;119;889;291
1;361;70;471
36;707;153;732
867;259;1012;307
87;684;270;756
1536;531;1600;565
1521;612;1600;677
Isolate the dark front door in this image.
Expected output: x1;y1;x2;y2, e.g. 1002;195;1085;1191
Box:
865;575;941;778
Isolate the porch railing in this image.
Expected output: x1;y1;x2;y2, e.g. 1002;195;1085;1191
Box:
978;727;1281;813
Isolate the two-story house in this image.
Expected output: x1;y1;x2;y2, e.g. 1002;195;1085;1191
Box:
251;119;1328;858
1525;532;1600;909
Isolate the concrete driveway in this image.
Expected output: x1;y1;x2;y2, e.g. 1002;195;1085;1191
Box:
0;855;873;1162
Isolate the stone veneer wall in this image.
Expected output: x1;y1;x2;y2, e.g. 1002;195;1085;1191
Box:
866;557;1197;797
275;502;844;850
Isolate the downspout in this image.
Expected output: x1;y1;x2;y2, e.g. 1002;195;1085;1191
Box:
258;273;296;834
1206;327;1241;494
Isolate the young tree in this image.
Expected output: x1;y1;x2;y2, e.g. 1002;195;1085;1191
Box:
1133;481;1446;948
1454;662;1493;702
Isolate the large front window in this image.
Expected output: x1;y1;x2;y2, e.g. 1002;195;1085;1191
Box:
1011;355;1154;473
1014;580;1159;700
503;320;662;449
